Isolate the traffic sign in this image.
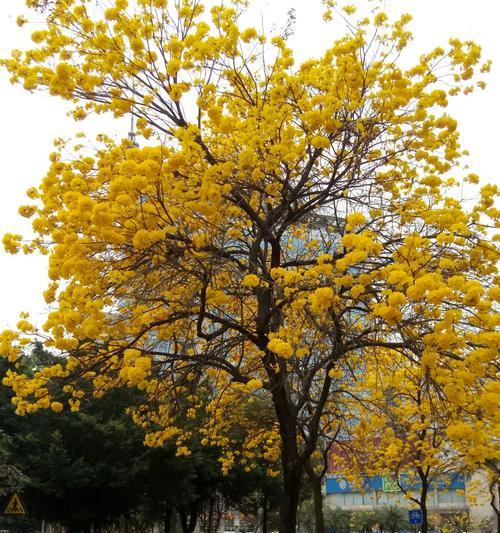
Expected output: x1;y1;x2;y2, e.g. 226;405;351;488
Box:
382;476;400;492
2;493;27;515
408;510;423;525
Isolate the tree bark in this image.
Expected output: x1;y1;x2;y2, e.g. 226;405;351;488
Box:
488;479;499;533
280;464;302;533
178;503;198;533
267;347;307;533
262;496;268;533
273;398;303;533
207;495;214;533
278;423;303;533
420;498;428;533
416;467;429;533
305;460;326;533
164;506;174;533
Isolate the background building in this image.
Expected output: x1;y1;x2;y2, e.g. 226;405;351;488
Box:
324;469;497;532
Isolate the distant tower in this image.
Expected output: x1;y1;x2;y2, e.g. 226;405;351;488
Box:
128;114;139;148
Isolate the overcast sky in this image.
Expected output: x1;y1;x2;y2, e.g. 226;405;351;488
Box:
0;0;499;329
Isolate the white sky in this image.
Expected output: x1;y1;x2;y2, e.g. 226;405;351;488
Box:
0;0;499;329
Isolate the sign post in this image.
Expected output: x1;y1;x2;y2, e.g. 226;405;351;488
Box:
2;492;27;515
408;509;423;533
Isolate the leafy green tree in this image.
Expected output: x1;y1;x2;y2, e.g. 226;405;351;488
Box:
0;345;284;533
325;507;352;533
351;511;378;533
0;393;150;531
0;346;171;532
0;431;24;496
225;466;283;533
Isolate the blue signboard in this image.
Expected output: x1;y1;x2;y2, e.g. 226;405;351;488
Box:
325;476;383;494
325;473;465;495
408;510;423;525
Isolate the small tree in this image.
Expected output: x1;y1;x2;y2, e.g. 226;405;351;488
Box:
352;511;378;533
375;506;409;533
340;352;472;533
325;507;352;533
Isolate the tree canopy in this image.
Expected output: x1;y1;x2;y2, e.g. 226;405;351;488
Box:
1;1;498;532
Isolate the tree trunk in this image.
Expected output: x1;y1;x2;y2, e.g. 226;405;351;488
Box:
305;461;326;533
270;371;303;533
207;495;214;533
262;496;268;533
178;503;198;533
417;469;429;533
488;479;500;533
280;466;302;533
312;477;326;533
164;506;174;533
420;500;428;533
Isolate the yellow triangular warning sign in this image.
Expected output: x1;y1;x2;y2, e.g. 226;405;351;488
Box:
2;492;27;515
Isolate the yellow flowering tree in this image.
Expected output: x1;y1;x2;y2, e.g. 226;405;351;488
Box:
339;352;473;533
1;1;498;532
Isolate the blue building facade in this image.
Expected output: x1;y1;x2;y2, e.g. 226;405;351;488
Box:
325;473;467;510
